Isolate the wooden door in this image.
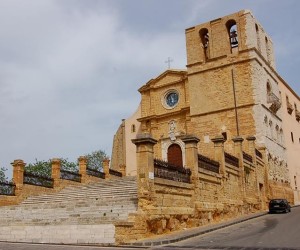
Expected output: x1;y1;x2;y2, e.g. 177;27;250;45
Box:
167;144;183;167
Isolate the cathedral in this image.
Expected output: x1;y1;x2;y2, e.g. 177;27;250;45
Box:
111;10;300;205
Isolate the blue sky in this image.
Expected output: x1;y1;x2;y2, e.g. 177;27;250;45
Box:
0;0;299;179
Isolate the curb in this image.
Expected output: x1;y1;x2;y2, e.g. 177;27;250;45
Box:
124;211;268;247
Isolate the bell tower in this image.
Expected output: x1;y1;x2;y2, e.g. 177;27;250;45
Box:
184;10;282;158
185;9;275;68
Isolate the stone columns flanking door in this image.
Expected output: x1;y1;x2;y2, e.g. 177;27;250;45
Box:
132;134;157;210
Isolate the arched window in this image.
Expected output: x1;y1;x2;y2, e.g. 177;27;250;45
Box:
199;28;209;61
266;81;272;102
266;81;271;95
275;125;279;141
167;144;183;167
269;120;273;139
226;20;238;49
279;128;284;144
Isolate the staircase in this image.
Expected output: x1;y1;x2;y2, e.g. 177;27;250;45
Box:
0;176;138;244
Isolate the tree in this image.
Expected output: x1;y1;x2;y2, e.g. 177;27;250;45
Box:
85;150;108;172
23;149;107;177
25;159;52;177
60;158;78;172
0;167;7;183
25;158;78;177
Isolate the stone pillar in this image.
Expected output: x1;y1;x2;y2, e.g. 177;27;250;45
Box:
182;135;200;184
11;159;25;195
211;135;226;177
78;156;87;183
182;135;200;208
132;134;157;210
119;164;126;177
232;136;245;198
51;158;61;188
103;158;110;179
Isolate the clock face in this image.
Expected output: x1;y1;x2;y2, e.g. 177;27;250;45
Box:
166;92;179;107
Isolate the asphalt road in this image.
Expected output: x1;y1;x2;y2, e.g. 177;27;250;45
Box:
160;206;300;250
0;243;140;250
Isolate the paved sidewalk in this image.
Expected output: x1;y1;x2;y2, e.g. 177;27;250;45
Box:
125;211;269;247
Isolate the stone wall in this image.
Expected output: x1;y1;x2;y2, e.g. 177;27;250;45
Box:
119;134;294;244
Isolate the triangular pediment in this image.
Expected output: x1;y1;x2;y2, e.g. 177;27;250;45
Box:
139;69;187;92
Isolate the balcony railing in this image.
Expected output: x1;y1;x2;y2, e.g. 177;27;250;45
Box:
198;154;220;173
23;171;54;188
287;101;294;114
243;151;253;163
60;169;81;182
109;169;122;177
255;149;263;159
0;182;16;196
225;152;239;168
86;167;105;179
154;158;191;183
267;93;281;113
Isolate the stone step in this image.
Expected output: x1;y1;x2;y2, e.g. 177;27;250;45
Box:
22;193;138;205
10;199;138;213
0;204;137;218
21;179;137;204
0;177;138;244
0;224;116;244
0;210;135;226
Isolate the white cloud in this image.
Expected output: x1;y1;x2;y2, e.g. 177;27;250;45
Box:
0;0;299;179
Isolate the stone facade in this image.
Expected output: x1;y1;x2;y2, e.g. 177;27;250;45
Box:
111;9;299;204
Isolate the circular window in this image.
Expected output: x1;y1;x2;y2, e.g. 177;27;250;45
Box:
163;90;179;109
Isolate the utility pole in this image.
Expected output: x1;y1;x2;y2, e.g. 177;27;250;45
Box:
231;69;240;136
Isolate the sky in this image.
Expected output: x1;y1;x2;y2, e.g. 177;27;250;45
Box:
1;0;299;179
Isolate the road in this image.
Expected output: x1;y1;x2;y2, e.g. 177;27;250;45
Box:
0;206;299;250
161;206;300;250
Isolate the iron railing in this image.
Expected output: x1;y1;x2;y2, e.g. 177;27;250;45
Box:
23;171;54;188
243;151;253;163
0;182;16;196
198;154;220;173
60;169;81;182
255;149;263;159
154;158;191;183
86;167;105;179
109;169;122;177
225;152;239;168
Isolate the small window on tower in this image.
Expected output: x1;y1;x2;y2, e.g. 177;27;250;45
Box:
131;124;136;133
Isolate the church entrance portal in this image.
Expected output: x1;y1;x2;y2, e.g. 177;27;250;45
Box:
167;144;183;167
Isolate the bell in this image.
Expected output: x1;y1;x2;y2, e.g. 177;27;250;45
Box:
230;31;238;47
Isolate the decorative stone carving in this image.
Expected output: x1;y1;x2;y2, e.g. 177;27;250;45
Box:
168;120;177;141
